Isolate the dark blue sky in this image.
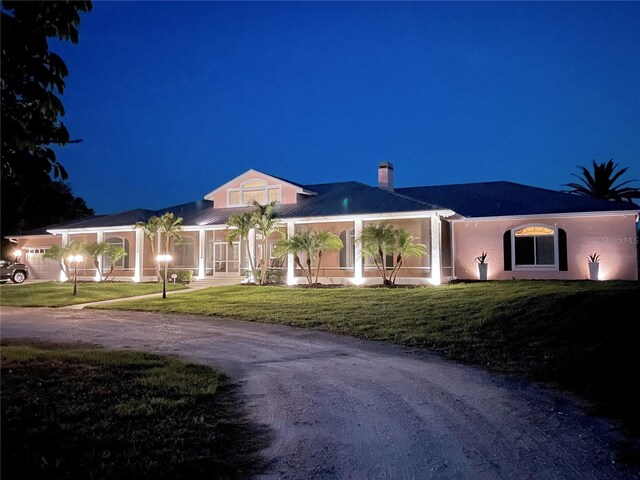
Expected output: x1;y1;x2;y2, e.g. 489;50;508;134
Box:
52;1;640;214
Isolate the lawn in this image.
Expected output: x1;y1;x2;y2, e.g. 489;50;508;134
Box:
98;280;640;441
0;281;186;307
0;341;268;480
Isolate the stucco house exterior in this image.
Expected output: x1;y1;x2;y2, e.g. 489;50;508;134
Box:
7;163;639;284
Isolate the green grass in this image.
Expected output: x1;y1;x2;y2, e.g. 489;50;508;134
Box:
0;341;268;479
99;281;640;440
0;281;186;307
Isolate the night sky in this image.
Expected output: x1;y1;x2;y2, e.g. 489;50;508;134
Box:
51;1;640;214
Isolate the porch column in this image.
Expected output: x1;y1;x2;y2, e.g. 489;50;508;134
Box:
286;222;295;285
248;228;256;279
96;231;104;281
354;218;363;284
60;233;69;281
134;228;144;282
198;228;206;279
430;214;441;285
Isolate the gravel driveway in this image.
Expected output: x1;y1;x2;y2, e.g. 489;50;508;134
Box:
1;307;635;480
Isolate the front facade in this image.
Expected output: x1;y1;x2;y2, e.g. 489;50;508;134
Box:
7;163;639;283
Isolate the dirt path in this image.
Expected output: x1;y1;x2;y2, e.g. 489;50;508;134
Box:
1;307;635;480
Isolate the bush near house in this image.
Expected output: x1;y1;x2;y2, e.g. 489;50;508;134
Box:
166;269;193;284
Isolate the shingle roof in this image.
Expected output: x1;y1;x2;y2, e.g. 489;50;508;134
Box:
396;181;639;218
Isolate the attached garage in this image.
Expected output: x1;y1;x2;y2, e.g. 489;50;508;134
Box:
24;247;60;280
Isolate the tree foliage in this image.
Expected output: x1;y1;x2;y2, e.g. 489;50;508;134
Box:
274;230;343;285
358;223;427;286
564;159;640;203
1;0;93;237
134;213;183;282
226;212;258;283
250;200;280;285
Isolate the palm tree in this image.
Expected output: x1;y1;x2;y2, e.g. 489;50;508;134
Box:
251;200;280;284
84;241;110;281
134;216;163;280
101;244;127;282
226;211;258;283
274;231;315;285
312;231;343;284
274;230;343;285
358;223;397;285
388;229;427;285
158;212;184;283
43;244;71;280
565;159;640;203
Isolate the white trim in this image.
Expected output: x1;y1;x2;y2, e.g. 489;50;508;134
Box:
198;228;205;279
511;223;559;271
226;181;283;207
450;210;639;223
282;210;454;225
134;229;143;282
203;168;317;201
286;222;295;285
353;219;363;284
430;215;441;285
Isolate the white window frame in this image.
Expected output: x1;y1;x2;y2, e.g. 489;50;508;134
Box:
227;179;281;207
104;236;128;269
511;224;559;271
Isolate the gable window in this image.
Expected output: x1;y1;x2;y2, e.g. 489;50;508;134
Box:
227;179;281;207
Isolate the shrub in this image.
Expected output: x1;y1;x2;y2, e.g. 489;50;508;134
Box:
166;269;193;284
256;268;285;285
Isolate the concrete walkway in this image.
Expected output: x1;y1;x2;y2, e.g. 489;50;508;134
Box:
64;280;232;309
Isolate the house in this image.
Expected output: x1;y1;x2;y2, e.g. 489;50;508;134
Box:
7;163;639;283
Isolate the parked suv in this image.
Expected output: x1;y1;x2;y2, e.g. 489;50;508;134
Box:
0;260;29;284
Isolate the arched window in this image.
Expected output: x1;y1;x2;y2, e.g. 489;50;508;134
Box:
227;179;281;206
173;236;196;267
503;225;567;271
104;236;129;269
339;229;355;268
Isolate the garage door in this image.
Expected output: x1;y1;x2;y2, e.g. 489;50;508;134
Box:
24;248;60;280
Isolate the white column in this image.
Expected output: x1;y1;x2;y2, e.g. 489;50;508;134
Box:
353;218;363;284
286;222;295;285
198;229;206;279
430;214;441;285
96;231;104;281
248;228;256;278
134;228;144;282
60;233;69;281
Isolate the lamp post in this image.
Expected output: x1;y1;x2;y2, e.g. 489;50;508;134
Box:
68;254;83;296
156;254;172;299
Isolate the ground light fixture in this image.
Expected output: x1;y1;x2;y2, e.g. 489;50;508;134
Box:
67;254;83;296
156;254;172;299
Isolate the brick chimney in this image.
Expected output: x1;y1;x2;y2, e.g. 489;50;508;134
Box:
378;161;394;192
